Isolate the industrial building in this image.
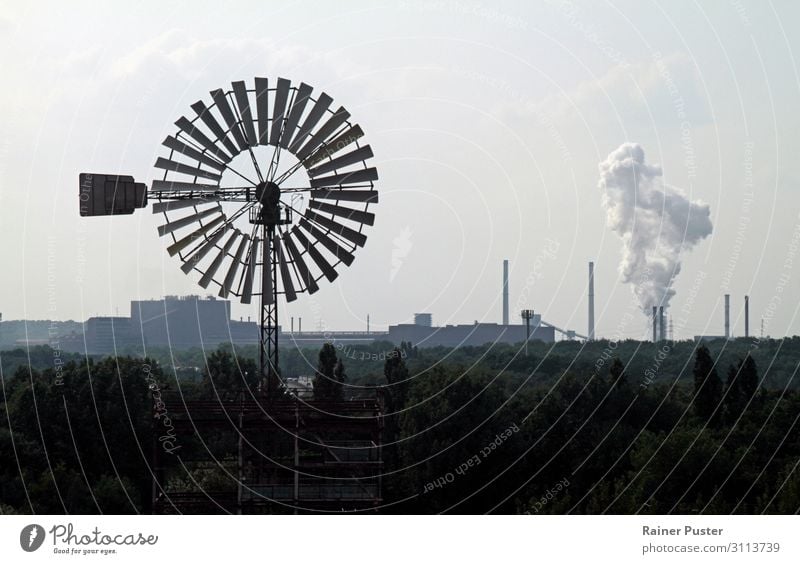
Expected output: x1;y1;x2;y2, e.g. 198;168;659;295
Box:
386;316;554;347
56;301;555;354
130;295;257;348
59;295;259;354
27;259;587;354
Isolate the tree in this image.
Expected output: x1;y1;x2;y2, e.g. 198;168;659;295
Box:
693;346;722;420
313;343;342;400
739;354;759;399
724;363;743;423
384;348;410;411
334;358;347;399
609;357;627;388
724;355;760;423
200;348;258;400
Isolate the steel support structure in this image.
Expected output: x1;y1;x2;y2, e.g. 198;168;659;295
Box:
260;223;280;397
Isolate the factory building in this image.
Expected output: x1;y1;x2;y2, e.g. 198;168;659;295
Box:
386;311;554;347
59;296;258;354
130;295;257;348
387;321;554;347
84;316;132;354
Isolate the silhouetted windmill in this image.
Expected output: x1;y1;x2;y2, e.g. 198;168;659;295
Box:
79;77;378;395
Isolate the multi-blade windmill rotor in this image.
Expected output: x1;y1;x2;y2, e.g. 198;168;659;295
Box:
80;76;379;395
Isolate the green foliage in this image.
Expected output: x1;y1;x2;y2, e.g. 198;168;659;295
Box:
693;346;722;421
0;356;158;513
1;340;799;514
313;343;343;400
199;348;258;400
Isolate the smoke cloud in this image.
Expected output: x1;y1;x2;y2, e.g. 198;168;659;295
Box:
598;143;713;313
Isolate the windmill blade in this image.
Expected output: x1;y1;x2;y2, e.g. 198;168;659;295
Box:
305;210;367;247
288;92;333;154
295;107;350;160
262;234;273;304
307;145;374;178
240;236;260;304
175;116;232;163
305;125;364;167
157;206;221;236
279;82;313;149
180;224;232;274
254;77;270;145
152;198;219;214
210;89;249;151
199;229;240;288
309;200;375;226
276;234;298;302
268;78;291;146
154;157;222;182
166;215;225;256
282;230;319;293
309;167;378;189
298;218;355;266
310;189;379;203
219;234;250;298
292;227;338;282
162;135;226;172
151;179;218;193
191;100;239;156
232;80;258;147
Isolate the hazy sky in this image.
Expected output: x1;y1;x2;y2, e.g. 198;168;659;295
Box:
1;0;799;340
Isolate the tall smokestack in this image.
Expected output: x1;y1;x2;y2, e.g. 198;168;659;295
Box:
652;306;658;342
659;306;665;342
502;259;509;326
745;295;750;338
588;262;595;340
724;294;730;338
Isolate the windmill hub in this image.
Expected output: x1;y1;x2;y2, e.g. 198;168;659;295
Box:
255;180;280;205
252;181;285;226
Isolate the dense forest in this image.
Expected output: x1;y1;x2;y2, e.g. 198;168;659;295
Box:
128;336;800;389
1;337;799;514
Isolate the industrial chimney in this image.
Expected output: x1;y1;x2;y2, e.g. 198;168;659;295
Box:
659;306;665;342
724;294;730;338
502;259;509;326
744;295;749;338
652;306;658;342
588;261;595;341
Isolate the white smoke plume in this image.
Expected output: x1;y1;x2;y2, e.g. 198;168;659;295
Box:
598;143;713;313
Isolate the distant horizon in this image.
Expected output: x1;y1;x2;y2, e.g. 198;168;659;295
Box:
0;302;791;341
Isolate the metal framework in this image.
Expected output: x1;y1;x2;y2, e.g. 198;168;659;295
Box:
151;394;384;514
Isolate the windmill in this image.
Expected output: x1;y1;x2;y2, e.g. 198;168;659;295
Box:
79;77;379;396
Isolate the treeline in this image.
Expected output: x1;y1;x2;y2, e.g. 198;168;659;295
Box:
0;345;85;378
1;341;799;514
0;320;83;349
126;336;800;390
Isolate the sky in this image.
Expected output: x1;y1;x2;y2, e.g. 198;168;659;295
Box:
0;0;799;340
